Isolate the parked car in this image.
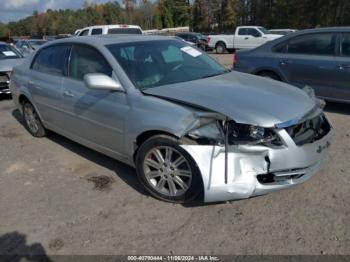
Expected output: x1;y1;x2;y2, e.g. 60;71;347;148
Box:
77;25;143;36
0;42;24;95
234;27;350;103
15;39;47;57
208;26;283;54
176;32;209;50
269;29;297;35
10;35;332;203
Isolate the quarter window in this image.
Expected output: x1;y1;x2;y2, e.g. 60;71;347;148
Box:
69;45;112;81
341;34;350;57
287;33;335;56
31;45;70;76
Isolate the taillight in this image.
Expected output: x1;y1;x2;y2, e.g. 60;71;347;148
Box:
207;37;211;44
233;53;238;66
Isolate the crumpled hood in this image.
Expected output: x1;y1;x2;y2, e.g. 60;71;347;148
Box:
0;58;25;72
143;71;315;127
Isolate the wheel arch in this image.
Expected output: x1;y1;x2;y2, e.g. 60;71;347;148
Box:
17;93;45;124
133;130;179;161
253;68;285;81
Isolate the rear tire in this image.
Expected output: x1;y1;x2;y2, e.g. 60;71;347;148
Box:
22;100;46;137
136;135;203;203
215;42;227;54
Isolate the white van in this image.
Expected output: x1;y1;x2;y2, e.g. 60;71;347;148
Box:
77;25;143;36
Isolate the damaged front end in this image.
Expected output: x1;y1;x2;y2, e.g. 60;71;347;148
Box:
179;104;333;203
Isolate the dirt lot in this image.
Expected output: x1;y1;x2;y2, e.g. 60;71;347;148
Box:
0;54;349;256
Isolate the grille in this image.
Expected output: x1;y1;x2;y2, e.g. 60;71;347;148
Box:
285;114;331;146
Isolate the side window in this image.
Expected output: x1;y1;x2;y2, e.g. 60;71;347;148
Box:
273;42;288;53
31;45;70;76
287;33;335;56
238;28;247;35
79;29;89;36
69;45;112;81
247;29;261;37
91;28;103;35
341;34;350;57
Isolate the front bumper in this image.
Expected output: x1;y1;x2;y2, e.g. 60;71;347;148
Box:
181;127;333;203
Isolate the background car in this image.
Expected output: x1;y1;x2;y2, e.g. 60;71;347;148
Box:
77;24;143;36
15;39;47;57
234;27;350;103
269;29;298;35
176;32;209;50
0;41;24;95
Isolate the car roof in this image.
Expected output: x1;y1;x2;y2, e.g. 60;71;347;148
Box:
0;41;8;46
44;35;175;48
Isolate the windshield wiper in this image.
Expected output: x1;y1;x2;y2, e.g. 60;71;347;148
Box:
201;70;231;79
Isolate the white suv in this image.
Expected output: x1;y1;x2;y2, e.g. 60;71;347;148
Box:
77;25;143;36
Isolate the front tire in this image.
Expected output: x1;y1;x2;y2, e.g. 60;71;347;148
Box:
136;135;203;203
22;100;46;137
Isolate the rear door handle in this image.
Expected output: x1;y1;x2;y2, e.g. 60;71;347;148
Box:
338;64;350;70
244;37;249;40
63;90;75;98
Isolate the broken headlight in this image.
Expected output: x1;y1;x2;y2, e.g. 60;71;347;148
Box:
228;122;283;146
186;120;283;147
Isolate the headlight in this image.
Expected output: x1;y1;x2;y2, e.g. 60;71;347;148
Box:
229;123;283;146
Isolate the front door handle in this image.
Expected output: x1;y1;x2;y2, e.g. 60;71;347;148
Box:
63;90;74;98
244;37;249;40
280;60;290;66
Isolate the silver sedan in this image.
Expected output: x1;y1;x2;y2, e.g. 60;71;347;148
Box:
10;35;333;203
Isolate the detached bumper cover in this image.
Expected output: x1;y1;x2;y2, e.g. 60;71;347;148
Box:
181;127;333;203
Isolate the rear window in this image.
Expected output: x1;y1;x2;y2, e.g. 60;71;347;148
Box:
91;28;103;35
31;45;70;76
108;28;142;35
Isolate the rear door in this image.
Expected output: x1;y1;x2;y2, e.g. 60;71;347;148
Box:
60;44;129;156
332;33;350;101
29;44;71;125
276;33;337;98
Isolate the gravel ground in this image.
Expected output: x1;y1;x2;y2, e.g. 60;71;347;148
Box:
0;54;349;256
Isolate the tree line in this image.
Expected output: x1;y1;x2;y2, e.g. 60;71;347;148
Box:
1;0;350;37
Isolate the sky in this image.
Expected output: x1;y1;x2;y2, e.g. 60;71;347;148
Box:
0;0;123;23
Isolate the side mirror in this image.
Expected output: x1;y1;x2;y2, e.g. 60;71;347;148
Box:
84;73;124;92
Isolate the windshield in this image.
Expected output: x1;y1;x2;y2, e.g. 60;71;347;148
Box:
0;44;22;59
258;27;270;34
107;40;228;89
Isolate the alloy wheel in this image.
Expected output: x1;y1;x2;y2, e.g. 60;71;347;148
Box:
143;146;193;197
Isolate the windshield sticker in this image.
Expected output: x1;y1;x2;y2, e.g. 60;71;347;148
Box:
2;51;16;56
181;46;202;57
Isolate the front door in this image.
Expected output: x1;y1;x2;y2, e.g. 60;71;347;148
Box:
61;44;129;157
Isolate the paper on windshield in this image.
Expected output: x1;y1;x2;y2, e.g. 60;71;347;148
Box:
181;46;202;57
2;51;16;56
